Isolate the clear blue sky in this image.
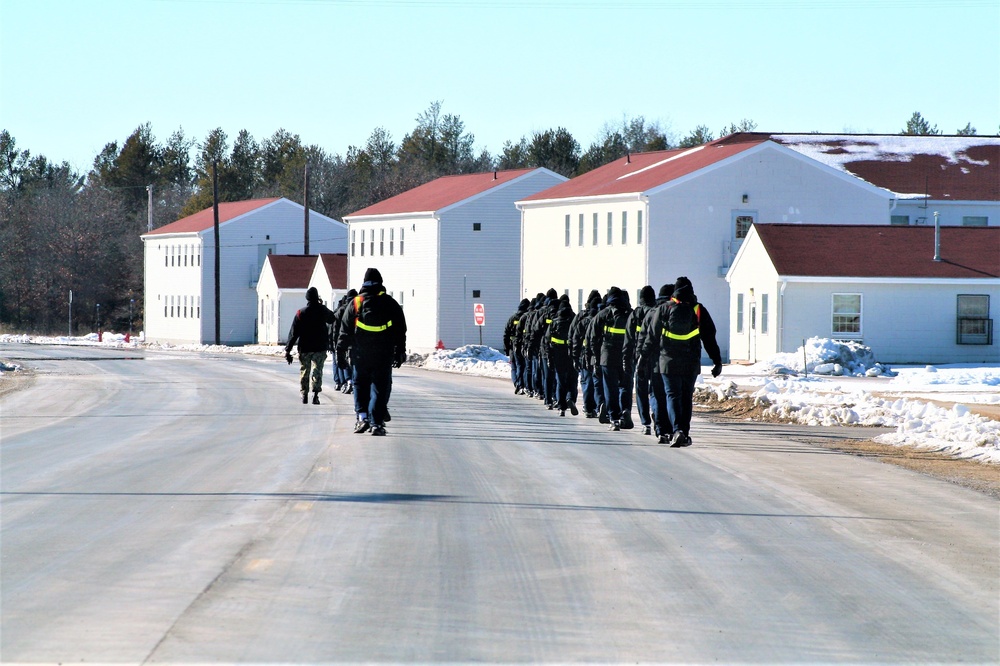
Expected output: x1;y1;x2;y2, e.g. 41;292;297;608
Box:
2;0;998;175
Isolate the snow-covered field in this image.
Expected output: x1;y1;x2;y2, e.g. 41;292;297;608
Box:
2;333;998;464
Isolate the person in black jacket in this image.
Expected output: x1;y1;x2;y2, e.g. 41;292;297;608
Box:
639;277;722;447
570;289;601;418
337;268;407;436
589;287;632;431
285;287;337;404
546;294;579;416
330;289;357;392
638;284;674;439
504;299;530;394
624;285;657;435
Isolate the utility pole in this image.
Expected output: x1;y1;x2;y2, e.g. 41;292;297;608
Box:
213;161;221;345
303;163;310;255
146;184;153;232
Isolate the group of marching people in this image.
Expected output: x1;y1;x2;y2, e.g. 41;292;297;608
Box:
503;277;723;447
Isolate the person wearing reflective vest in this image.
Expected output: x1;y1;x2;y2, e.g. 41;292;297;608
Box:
545;294;578;416
330;289;357;393
639;276;722;447
624;285;658;435
636;283;674;440
588;287;633;431
336;268;407;437
504;299;530;394
569;289;602;418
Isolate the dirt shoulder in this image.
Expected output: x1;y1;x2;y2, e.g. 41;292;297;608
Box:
695;394;1000;500
0;367;35;399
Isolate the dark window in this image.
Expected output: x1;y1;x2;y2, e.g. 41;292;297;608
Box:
957;294;993;344
472;290;481;298
473;222;482;231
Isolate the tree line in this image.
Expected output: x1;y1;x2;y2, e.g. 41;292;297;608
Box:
0;106;988;335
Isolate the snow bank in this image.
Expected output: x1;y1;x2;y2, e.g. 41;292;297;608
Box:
760;337;896;377
422;345;511;379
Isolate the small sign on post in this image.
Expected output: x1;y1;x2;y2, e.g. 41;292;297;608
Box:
473;302;485;345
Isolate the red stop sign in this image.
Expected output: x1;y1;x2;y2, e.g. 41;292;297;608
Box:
473;303;485;326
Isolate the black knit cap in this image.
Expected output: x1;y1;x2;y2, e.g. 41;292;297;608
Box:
363;267;383;285
546;288;558;300
306;287;320;302
658;284;674;298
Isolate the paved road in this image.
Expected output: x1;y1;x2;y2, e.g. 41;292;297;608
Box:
1;345;997;662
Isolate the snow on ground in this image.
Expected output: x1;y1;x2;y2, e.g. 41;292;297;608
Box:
2;334;998;463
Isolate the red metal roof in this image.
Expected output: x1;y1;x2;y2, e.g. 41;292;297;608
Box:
145;198;281;235
346;169;537;217
317;253;348;289
265;255;316;289
520;140;766;201
740;133;1000;201
753;224;1000;279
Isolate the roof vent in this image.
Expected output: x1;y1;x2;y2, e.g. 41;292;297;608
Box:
933;211;941;261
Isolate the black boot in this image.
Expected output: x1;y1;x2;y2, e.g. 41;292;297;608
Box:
312;392;320;405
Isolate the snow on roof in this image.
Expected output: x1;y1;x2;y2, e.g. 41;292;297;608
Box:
265;254;317;289
521;139;766;202
766;134;1000;201
346;169;537;218
144;197;282;236
753;223;1000;279
317;253;348;289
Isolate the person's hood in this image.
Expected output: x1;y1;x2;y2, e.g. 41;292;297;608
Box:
517;298;530;312
347;288;358;298
558;299;574;317
657;283;674;304
362;267;383;287
605;286;624;308
672;281;696;304
640;285;656;307
587;289;602;305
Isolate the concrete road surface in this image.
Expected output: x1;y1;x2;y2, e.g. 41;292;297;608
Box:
1;345;997;662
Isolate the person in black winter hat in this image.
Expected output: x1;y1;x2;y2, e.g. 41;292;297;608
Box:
639;277;722;446
589;286;632;431
337;267;407;436
504;299;530;394
571;290;602;418
639;283;675;438
285;286;337;404
625;285;657;434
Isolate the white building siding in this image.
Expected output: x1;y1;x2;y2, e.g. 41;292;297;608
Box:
520;197;649;313
143;235;204;343
440;173;566;349
347;215;440;353
726;236;782;363
778;281;999;364
890;200;998;227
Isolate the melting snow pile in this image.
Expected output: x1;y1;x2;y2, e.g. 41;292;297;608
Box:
763;337;896;377
422;345;511;379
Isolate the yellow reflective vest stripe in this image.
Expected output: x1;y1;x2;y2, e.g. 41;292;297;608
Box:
550;336;566;345
357;319;392;333
604;326;626;335
663;304;701;340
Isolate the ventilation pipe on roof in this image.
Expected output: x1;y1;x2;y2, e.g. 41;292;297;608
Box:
493;170;497;180
626;150;631;164
933;211;941;262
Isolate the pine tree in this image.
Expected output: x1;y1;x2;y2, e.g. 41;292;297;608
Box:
902;112;940;135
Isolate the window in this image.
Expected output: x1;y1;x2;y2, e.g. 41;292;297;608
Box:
963;216;988;227
380;229;384;256
360;230;365;256
621;211;628;245
578;214;584;246
832;293;862;337
565;215;570;247
473;222;482;231
890;215;910;226
761;294;769;334
735;215;754;239
957;294;993;345
197;297;201;318
390;228;394;256
592;213;598;245
472;290;481;298
400;228;404;255
183;296;187;318
183;246;188;266
637;210;643;244
578;288;583;312
370;233;374;256
351;230;356;256
607;212;613;245
736;293;744;333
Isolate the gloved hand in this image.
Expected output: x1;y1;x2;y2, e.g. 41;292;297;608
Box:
711;363;723;378
392;349;406;369
285;351;293;365
336;351;348;370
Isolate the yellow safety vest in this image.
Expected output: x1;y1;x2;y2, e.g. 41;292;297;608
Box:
663;304;701;341
354;294;393;333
